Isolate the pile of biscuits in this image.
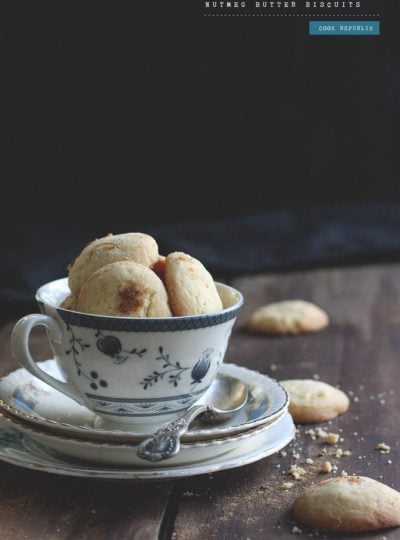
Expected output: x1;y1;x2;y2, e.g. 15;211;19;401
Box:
61;233;223;317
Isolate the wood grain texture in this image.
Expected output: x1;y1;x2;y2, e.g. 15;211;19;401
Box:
172;265;400;539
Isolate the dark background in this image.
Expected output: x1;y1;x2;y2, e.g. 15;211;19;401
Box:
1;1;399;316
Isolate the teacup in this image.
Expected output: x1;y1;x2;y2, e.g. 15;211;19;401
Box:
11;278;243;426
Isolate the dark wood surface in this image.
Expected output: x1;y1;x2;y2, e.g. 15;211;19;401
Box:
0;264;399;539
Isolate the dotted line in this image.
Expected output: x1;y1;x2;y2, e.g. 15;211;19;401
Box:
202;13;380;16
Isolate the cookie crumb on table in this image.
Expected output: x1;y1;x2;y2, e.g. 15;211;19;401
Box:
376;442;390;453
325;433;339;444
321;461;333;473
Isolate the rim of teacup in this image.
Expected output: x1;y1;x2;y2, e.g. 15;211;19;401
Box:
35;278;243;331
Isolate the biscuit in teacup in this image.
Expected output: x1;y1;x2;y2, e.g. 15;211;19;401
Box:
59;294;77;311
77;261;171;317
165;252;223;316
69;232;159;296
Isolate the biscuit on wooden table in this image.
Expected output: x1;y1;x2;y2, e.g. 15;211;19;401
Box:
246;300;329;335
293;476;400;532
280;379;349;423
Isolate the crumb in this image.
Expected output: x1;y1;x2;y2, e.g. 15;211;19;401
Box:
341;470;348;477
335;448;343;458
318;448;327;456
280;450;287;457
315;428;328;439
387;460;392;464
325;432;339;444
343;450;352;456
305;458;314;464
282;482;294;489
321;461;332;473
183;491;194;497
288;465;306;480
291;526;303;534
270;364;278;371
305;429;316;440
353;432;358;436
376;442;391;453
313;374;320;380
353;396;359;402
380;399;386;405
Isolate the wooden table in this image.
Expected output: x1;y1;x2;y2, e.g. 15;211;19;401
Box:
0;264;399;539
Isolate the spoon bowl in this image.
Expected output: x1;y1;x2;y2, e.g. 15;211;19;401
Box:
137;374;248;462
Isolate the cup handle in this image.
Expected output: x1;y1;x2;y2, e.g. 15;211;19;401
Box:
11;314;86;405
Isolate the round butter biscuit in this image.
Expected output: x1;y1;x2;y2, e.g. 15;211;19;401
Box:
281;379;349;424
165;252;223;316
293;476;400;532
246;300;328;335
69;233;159;296
77;261;171;317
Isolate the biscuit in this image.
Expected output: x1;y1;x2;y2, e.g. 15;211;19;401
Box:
69;233;159;296
280;379;349;423
59;294;77;311
246;300;328;335
151;255;166;282
77;261;172;317
165;252;223;316
293;476;400;532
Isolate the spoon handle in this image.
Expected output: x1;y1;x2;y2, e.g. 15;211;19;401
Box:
136;404;211;462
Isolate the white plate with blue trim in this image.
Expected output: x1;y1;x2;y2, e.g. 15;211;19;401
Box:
0;411;295;480
0;360;288;443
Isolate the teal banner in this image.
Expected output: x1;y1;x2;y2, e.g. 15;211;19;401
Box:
309;21;380;36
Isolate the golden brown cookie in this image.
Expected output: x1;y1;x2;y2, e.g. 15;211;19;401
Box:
246;300;329;335
293;476;400;532
59;294;78;311
280;379;349;424
68;233;159;296
164;252;223;316
77;261;172;317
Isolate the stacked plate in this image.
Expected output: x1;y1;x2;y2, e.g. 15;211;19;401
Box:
0;360;295;481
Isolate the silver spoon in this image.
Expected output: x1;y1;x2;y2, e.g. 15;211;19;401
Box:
136;375;248;462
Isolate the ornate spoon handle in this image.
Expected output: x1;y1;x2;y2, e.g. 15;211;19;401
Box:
136;404;212;462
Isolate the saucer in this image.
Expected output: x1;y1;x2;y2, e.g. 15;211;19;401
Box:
0;408;289;467
0;412;295;480
0;360;288;443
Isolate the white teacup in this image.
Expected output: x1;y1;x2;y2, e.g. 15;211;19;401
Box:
11;278;243;426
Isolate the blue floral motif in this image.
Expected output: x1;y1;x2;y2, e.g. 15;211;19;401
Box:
141;347;190;389
95;330;147;364
191;349;212;384
65;325;108;391
140;347;214;390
